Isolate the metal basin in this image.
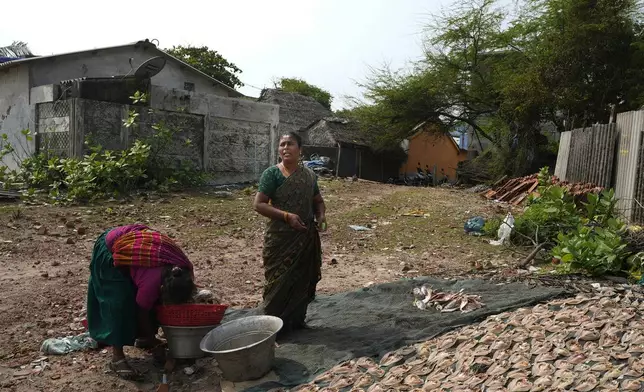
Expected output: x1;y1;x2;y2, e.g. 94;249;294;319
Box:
199;315;283;382
161;325;218;359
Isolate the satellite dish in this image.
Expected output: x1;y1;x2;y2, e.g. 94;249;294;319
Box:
133;56;166;79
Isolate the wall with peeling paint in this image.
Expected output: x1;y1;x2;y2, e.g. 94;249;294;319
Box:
150;86;280;184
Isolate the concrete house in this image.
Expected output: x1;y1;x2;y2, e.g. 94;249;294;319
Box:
401;122;468;182
0;39;279;184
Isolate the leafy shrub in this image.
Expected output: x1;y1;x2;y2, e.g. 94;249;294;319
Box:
0;92;206;204
513;184;580;246
509;167;643;279
550;189;638;277
483;217;502;236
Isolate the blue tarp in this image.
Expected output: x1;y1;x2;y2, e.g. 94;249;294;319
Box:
0;56;22;64
303;160;327;168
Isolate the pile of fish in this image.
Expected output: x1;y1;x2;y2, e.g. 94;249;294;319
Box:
286;285;644;391
412;285;485;313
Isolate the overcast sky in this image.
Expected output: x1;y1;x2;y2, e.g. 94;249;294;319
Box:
1;0;457;110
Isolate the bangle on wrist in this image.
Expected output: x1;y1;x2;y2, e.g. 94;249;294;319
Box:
283;212;289;222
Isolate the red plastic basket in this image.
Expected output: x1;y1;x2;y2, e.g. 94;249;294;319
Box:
156;304;228;327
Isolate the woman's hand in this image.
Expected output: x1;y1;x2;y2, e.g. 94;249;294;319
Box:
317;214;327;232
286;213;307;232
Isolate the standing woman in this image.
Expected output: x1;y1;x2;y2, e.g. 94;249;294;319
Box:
253;132;326;334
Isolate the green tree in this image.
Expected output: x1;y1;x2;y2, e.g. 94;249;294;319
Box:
275;77;333;109
516;0;644;129
165;45;243;89
344;0;507;149
346;0;644;176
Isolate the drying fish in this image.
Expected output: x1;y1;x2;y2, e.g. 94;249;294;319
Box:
403;374;423;387
531;375;553;391
329;376;355;389
532;362;555;377
506;369;529;380
313;371;334;384
576;329;600;341
621;379;642;390
354;375;374;388
553;370;575;389
553;359;574;371
507;353;528;364
573;363;591;373
511;359;530;370
568;353;586;364
404;358;425;368
366;384;386;392
380;373;403;387
472;345;491;357
379;353;403;367
490;339;511;351
412;285;485;313
439;336;457;350
330;361;355;374
623;359;644;377
388;364;411;376
486;360;510;376
466;373;487;387
492;349;509;361
366;367;386;378
413;366;432;376
426;370;448;381
422;379;441;390
484;376;506;389
589;361;612;372
291;384;319;392
600;366;623;382
507;378;532;392
573;374;598;391
287;286;644;392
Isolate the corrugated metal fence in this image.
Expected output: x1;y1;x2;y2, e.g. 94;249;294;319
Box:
554;124;617;188
554;109;644;223
553;131;571;180
615;110;644;222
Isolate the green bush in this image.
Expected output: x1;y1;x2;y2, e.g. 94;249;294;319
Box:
513;183;580;246
509;167;642;279
483;217;502;236
550;189;638;277
0;92;206;204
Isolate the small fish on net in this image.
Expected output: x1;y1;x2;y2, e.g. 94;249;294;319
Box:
412;285;485;313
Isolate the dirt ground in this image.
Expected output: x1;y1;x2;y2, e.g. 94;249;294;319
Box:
0;179;518;391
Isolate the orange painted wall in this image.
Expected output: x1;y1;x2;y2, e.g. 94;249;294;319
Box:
401;131;468;181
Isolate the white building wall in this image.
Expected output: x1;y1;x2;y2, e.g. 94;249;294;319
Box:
0;65;34;169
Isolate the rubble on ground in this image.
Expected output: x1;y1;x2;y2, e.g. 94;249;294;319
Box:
481;174;603;205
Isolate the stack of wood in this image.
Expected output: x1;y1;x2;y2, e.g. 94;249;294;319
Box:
481;174;603;205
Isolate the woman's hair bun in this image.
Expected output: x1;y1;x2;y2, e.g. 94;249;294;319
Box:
171;266;183;277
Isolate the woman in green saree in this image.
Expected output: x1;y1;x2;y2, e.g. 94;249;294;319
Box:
253;132;326;335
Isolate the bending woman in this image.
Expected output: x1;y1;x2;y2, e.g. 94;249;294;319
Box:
87;224;196;379
253;132;326;335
